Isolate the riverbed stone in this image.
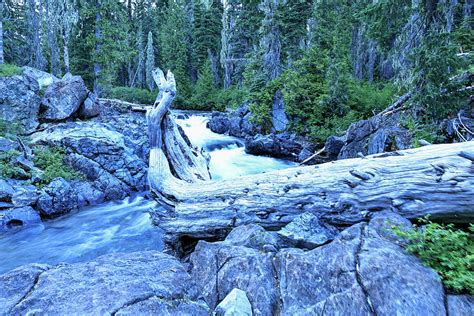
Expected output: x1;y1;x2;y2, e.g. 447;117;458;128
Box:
37;178;79;217
0;251;209;315
215;288;253;316
0;180;15;202
0;206;42;231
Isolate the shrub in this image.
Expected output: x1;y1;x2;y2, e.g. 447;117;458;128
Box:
0;119;22;138
106;86;156;105
0;63;22;77
0;150;30;179
392;218;474;295
33;147;82;186
401;115;444;147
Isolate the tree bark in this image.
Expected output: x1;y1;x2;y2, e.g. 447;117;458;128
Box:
147;70;474;249
93;0;102;96
45;0;61;77
0;1;4;65
63;34;70;74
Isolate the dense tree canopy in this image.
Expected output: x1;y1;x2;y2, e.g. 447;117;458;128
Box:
0;0;472;141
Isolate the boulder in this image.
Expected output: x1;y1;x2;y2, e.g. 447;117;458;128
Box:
245;132;315;162
0;180;15;202
75;181;105;206
0;206;41;231
0;137;19;152
338;112;412;160
271;90;289;132
31;121;148;200
0;74;41;132
324;135;346;158
190;213;449;315
448;295;474;316
37;178;79;217
22;66;59;89
215;288;253;316
78;92;100;119
207;112;231;134
0;251;210;315
278;212;338;249
41;74;88;121
11;185;38;208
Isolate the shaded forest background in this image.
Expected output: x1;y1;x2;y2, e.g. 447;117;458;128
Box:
1;0;472;142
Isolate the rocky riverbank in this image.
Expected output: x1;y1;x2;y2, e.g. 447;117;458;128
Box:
1;68;473;315
0;68;152;231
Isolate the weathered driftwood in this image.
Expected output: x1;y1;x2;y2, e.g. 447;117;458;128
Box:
147;69;474;246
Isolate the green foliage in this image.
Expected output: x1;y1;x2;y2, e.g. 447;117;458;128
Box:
215;86;247;111
408;31;470;120
190;61;220;111
0;119;22;138
0;150;29;179
401;115;443;147
0;63;22;77
33;147;82;186
392;218;474;295
106;87;155;105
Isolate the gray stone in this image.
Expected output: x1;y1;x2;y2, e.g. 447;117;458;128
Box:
0;264;50;311
215;288;253;316
41;75;88;121
278;212;338;249
448;295;474;316
0;74;41;132
325;135;346;158
0;206;42;231
22;66;59;89
0;180;14;202
75;181;105;206
0;137;19;152
0;251;209;315
78;91;100;119
37;178;79;217
15;156;34;171
207;112;230;134
116;297;210;315
338;113;412;160
271;90;289;132
31;121;148;200
11;185;38;208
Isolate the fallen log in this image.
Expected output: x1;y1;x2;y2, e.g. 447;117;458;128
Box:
147;68;474;249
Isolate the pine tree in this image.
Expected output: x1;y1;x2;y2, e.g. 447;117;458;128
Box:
145;31;155;91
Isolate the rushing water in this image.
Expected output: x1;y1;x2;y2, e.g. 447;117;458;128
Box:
0;113;295;274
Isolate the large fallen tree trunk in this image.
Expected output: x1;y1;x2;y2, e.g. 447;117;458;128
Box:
147;68;474;248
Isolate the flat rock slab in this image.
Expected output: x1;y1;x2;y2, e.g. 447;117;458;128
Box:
0;251;209;314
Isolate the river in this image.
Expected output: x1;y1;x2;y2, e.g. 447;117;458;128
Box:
0;113;295;274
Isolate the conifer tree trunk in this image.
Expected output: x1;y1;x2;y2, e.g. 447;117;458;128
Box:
63;33;70;74
45;0;61;77
27;0;46;70
93;0;102;95
0;1;4;65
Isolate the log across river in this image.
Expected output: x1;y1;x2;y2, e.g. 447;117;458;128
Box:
0;113;295;274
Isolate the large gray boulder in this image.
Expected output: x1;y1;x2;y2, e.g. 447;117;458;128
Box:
37;178;79;217
448;295;474;316
0;74;41;132
78;91;100;119
31;121;148;200
207;112;231;134
244;132;315;162
0;251;210;315
338;112;412;159
0;180;15;202
190;213;449;315
41;74;88;121
22;66;59;89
